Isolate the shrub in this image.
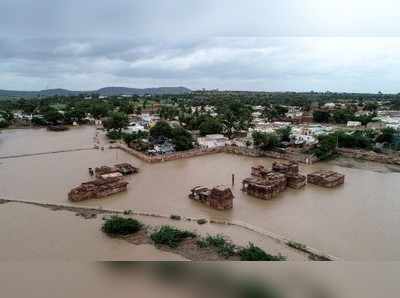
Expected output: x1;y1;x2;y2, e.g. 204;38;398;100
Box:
151;226;195;248
197;218;207;225
102;216;142;236
170;214;181;220
196;234;236;258
239;243;286;261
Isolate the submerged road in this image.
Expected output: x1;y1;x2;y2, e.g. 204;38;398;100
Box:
0;147;96;160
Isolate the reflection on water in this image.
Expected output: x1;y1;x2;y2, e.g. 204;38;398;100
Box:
1;127;400;260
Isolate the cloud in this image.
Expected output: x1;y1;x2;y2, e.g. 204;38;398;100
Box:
1;1;400;92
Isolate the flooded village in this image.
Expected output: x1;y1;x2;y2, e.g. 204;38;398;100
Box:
2;91;400;261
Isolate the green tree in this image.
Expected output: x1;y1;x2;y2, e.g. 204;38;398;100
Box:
252;131;279;151
313;134;337;160
103;112;129;132
198;118;223;136
91;103;110;119
376;128;396;143
332;109;354;124
171;127;194;151
313;110;330;123
150;121;174;139
276;126;292;142
43;109;64;124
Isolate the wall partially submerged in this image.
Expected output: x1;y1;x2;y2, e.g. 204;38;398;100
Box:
113;143;317;164
338;148;400;165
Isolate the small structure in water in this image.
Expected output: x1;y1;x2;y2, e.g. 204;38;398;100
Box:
307;170;345;188
95;163;138;178
189;185;234;210
68;177;128;202
242;177;284;200
272;161;307;189
251;166;287;192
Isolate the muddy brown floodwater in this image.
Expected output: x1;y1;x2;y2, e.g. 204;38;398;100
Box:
1;126;400;260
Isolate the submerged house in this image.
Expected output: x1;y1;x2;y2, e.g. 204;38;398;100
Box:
272;161;307;189
189;185;234;210
307;170;345;188
68;177;128;202
242;177;284;200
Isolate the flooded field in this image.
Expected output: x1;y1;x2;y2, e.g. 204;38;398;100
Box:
1;127;400;260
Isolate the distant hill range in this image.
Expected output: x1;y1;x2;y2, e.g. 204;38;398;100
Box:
0;86;191;98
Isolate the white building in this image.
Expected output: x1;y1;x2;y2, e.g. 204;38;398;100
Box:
123;123;146;133
323;103;336;109
347;121;362;127
197;134;228;148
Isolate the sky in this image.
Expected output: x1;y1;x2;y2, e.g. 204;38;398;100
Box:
1;0;400;93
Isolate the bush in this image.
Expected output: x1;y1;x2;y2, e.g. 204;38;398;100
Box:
239;243;286;261
102;216;143;236
196;234;236;258
151;226;195;248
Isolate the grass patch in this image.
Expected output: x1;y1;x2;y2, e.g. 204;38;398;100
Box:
102;216;143;236
151;226;196;248
196;234;236;258
239;243;286;261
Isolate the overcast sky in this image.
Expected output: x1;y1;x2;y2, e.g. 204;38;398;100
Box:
1;0;400;92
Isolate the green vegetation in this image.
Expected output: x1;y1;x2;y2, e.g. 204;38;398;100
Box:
196;234;236;258
150;225;196;248
276;126;292;142
216;100;253;138
252;131;279;150
198;117;223;136
103;111;129;132
239;243;287;261
150;121;194;151
122;131;149;144
376;127;396;143
102;216;143;236
150;121;173;139
106;130;122;140
313;110;330;123
312;133;338;160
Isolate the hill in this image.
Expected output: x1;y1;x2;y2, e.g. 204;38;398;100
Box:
0;86;191;98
